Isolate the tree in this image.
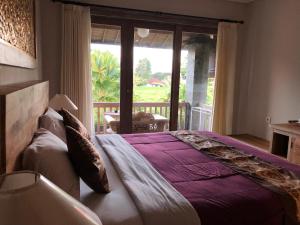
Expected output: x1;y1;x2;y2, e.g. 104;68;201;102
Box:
162;76;186;103
180;55;188;79
91;50;120;102
135;58;152;80
152;72;170;81
179;82;186;102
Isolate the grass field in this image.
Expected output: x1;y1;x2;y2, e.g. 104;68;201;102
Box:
134;86;170;102
133;78;214;105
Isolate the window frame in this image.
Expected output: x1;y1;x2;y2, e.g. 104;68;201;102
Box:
91;8;218;133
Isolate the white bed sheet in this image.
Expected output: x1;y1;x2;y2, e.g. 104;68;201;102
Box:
80;138;143;225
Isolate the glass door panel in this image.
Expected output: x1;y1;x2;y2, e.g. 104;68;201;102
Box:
132;28;174;133
179;32;217;131
91;24;121;134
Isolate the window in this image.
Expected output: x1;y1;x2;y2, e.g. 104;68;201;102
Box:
90;7;218;134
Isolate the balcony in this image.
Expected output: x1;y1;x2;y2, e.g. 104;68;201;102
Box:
93;102;212;134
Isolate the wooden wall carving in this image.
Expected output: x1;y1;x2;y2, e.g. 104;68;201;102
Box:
0;0;35;57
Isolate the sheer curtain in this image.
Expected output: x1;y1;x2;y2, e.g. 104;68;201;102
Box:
61;5;93;134
212;22;239;135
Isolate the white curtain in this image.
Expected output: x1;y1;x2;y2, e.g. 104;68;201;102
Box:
212;22;239;135
61;5;93;134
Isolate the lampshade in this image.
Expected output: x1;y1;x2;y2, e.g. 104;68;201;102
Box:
137;28;150;38
49;94;78;111
0;171;102;225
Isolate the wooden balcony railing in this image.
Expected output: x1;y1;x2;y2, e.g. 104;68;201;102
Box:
93;102;189;133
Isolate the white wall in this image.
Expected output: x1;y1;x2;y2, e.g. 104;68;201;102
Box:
234;0;300;140
37;0;300;140
40;0;62;97
0;1;42;86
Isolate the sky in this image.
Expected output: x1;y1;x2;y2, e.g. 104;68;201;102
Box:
91;43;187;74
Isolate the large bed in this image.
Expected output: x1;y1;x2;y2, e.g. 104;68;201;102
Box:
1;81;300;225
81;132;300;225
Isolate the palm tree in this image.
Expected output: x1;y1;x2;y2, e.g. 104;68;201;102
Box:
91;50;120;102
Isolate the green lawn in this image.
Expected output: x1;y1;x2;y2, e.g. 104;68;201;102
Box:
134;86;170;102
92;78;214;104
133;78;214;105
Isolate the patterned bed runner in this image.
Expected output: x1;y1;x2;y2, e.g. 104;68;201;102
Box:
171;130;300;225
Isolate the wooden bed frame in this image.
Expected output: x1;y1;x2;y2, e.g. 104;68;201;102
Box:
0;81;49;174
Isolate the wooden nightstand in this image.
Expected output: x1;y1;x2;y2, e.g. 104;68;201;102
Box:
270;123;300;164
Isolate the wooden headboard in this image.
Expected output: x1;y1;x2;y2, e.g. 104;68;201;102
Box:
0;81;49;174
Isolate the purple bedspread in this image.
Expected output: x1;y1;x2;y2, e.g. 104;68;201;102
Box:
122;131;300;225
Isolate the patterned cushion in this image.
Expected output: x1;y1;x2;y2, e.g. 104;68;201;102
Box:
60;108;90;140
65;126;110;193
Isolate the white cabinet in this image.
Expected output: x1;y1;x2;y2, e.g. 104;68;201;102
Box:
270;123;300;164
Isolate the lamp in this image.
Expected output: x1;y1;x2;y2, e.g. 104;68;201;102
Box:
0;171;102;225
49;94;78;111
137;28;150;38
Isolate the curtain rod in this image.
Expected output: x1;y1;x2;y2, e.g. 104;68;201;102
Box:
52;0;244;24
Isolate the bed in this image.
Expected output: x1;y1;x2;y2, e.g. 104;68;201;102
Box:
1;81;300;225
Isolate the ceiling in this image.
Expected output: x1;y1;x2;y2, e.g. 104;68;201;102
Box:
67;0;255;4
92;25;174;49
91;25;214;49
226;0;254;3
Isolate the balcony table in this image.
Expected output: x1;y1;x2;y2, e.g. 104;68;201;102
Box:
103;113;168;134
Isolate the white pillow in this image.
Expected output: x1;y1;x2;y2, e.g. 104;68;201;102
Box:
39;107;67;143
22;128;80;199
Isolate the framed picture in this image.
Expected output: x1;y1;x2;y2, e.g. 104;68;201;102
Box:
0;0;36;68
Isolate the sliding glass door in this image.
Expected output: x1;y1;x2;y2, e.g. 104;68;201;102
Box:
91;24;121;134
179;32;217;131
90;17;217;134
132;27;174;133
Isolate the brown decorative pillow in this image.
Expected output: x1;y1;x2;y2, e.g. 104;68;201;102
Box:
59;108;91;140
65;126;110;193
